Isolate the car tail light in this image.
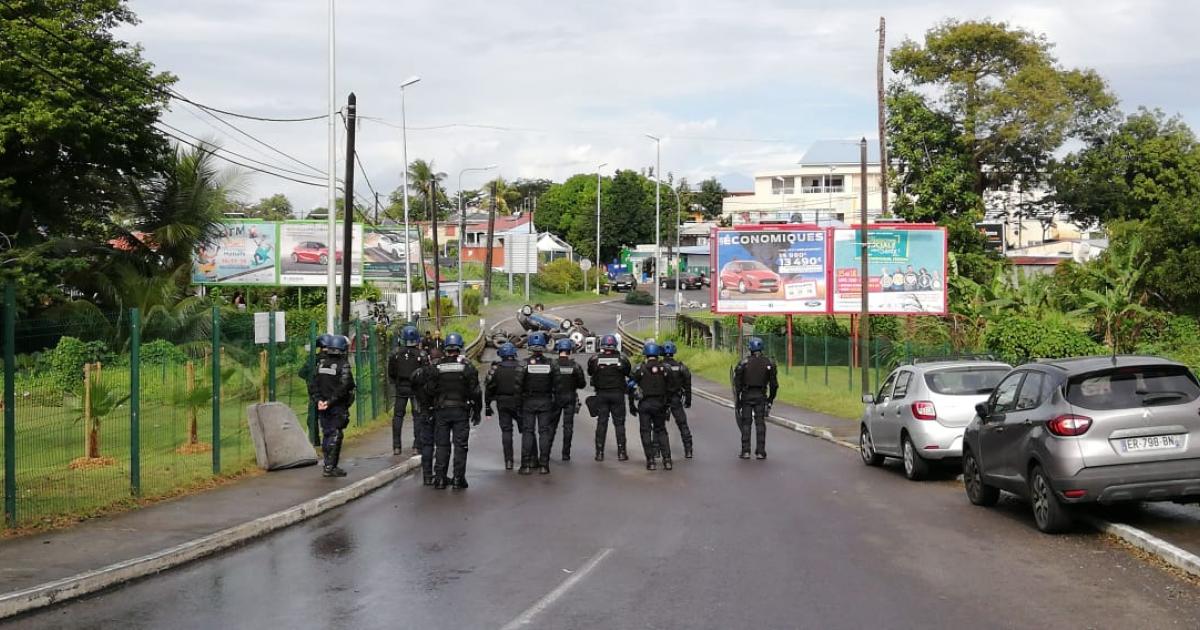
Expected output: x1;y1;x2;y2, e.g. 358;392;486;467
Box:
1047;414;1092;437
911;401;937;420
1063;489;1087;499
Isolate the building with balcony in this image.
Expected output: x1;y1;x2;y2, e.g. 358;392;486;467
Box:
722;140;887;225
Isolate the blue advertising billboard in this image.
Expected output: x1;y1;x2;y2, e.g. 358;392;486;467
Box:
191;221;277;285
711;226;828;314
830;226;947;314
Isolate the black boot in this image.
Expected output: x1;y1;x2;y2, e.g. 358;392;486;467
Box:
684;445;694;459
561;450;571;461
393;447;402;456
663;459;673;471
451;477;469;490
756;451;767;460
617;445;628;461
323;465;347;477
518;464;532;475
646;460;657;471
595;444;604;461
423;472;434;486
739;450;751;459
539;464;550;475
434;475;448;489
505;459;514;471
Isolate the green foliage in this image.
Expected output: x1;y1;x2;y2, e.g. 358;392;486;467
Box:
533;259;584;294
244;193;294;221
983;316;1102;364
694;178;728;220
140;339;187;364
48;337;111;390
461;288;482;315
624;290;654;305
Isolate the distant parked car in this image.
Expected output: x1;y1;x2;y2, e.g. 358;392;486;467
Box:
719;260;780;294
860;358;1012;480
659;272;703;290
291;241;342;265
611;273;638;292
962;356;1200;533
377;234;409;260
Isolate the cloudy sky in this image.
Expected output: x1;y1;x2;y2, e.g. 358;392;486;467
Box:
121;0;1200;211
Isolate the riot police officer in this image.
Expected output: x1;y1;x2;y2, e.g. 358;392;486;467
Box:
630;342;676;471
587;334;631;462
519;332;558;475
424;333;482;489
388;325;429;455
661;341;694;459
549;338;586;462
308;334;355;477
485;343;523;470
409;355;437;485
733;337;778;459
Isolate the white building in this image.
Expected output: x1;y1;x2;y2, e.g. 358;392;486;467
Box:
722;140;888;225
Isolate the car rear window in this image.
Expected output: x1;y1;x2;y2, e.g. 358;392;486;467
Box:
1066;365;1200;410
924;367;1010;395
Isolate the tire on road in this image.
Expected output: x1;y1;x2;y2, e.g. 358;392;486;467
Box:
1030;464;1074;534
901;434;930;481
860;426;884;466
963;448;1000;506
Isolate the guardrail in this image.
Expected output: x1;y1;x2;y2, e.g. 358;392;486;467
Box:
615;315;645;357
465;319;486;361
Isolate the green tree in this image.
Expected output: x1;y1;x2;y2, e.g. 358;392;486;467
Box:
246;193;294;221
511;177;553;211
1071;236;1149;353
407;158;448;219
694;177;727;220
483;177;522;216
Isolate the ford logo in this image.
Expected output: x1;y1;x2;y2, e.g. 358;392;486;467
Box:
804;301;821;307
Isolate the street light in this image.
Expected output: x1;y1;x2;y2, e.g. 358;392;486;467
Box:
457;164;498;315
325;0;337;333
595;162;607;294
646;134;661;339
648;179;684;313
398;76;420;322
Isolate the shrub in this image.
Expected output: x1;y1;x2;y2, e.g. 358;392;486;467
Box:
140;339;187;365
461;288;482;316
625;290;654;305
753;315;786;334
533;259;584;294
791;315;849;339
48;336;111;391
983;316;1103;364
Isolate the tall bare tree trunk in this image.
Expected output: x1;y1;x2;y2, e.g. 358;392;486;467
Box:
482;181;498;300
186;361;198;445
877;16;889;217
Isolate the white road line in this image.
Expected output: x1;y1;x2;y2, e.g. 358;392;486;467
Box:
499;547;614;630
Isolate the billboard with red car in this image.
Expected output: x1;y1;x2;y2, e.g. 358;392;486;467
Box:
712;225;829;314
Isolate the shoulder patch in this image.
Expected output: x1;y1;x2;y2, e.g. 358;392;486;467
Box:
526;364;552;374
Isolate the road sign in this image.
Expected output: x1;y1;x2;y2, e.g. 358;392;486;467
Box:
580;258;592;271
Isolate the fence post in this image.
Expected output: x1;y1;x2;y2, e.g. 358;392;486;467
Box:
785;314;792;375
847;335;854;392
802;334;808;383
823;336;829;387
354;320;364;427
874;339;881;392
4;282;16;526
369;326;379;420
307;320;318;446
130;308;141;497
211;307;221;474
267;307;276;402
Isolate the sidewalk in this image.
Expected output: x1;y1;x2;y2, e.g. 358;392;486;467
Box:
0;423;412;597
689;373;861;445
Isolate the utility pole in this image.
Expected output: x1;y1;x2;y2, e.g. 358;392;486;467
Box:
525;198;534;299
482;180;498;303
398;76;420;322
647;134;662;339
374;192;380;224
877;16;889;218
430;180;441;331
340;92;357;334
859;138;871;396
324;0;337;334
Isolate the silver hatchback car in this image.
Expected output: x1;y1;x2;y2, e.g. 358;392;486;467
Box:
962;356;1200;533
859;358;1012;480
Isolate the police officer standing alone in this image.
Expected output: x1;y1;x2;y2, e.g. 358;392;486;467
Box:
484;343;523;470
519;332;558;475
308;334;355;477
549;338;586;462
424;333;482;489
733;337;778;459
661;341;694;459
631;342;677;471
388;325;429;456
587;334;631;462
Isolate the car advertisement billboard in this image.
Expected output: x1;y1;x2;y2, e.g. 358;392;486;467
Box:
191;221;277;285
830;226;947;314
711;225;828;314
278;221;363;287
364;227;419;279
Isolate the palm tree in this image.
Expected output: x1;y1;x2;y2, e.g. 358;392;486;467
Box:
1072;236;1148;354
407;159;448;219
483;177;521;215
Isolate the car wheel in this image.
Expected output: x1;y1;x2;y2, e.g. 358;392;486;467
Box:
1029;465;1074;533
859;426;884;466
901;435;929;481
291;254;299;264
737;280;746;293
963;449;1000;506
319;254;328;265
661;281;668;289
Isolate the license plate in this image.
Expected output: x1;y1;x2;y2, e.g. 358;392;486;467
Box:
1120;435;1183;452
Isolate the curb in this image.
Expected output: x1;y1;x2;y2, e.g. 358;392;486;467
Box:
0;455;422;620
692;385;1200;580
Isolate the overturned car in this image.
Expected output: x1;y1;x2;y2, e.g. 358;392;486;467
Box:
492;304;598;352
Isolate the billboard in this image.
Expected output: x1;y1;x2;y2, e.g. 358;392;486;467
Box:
711;225;829;314
278;221;363;287
191;221;277;285
364;227;419;279
831;226;947;314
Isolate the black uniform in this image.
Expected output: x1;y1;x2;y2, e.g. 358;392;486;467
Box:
424;353;482;486
550;355;587;461
662;356;694;457
631;357;677;466
410;362;437;483
733;353;779;457
388;344;429;452
484;356;524;467
520;353;559;471
308;352;356;472
587;351;631;459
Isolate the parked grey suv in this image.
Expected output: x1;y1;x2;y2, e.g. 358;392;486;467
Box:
860;358;1012;480
962;356;1200;533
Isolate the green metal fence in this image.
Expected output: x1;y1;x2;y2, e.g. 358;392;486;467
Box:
0;293;393;529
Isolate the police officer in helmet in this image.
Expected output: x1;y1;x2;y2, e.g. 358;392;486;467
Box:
631;342;677;470
308;334;356;477
549;338;586;462
587;334;631;462
485;343;523;470
424;333;482;489
388;325;429;455
661;341;695;459
519;332;559;475
733;337;778;459
409;352;438;485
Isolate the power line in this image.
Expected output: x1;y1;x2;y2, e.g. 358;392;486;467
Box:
360;116;793;144
156;120;330;181
186;102;327;177
157;128;327;188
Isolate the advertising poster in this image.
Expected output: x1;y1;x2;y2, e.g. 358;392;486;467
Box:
831;227;947;314
278;221;363;287
191;221;277;285
364;227;419;279
712;226;828;314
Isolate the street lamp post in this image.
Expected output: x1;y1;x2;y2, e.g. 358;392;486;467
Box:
325;0;337;333
399;76;420;323
595;162;607;294
649;179;684;313
457;164;498;315
646;134;661;339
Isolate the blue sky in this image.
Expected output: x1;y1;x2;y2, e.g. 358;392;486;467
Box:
122;0;1200;210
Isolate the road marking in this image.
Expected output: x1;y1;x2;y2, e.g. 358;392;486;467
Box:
500;547;614;630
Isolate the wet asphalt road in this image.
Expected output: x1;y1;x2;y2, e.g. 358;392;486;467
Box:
10;299;1200;629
